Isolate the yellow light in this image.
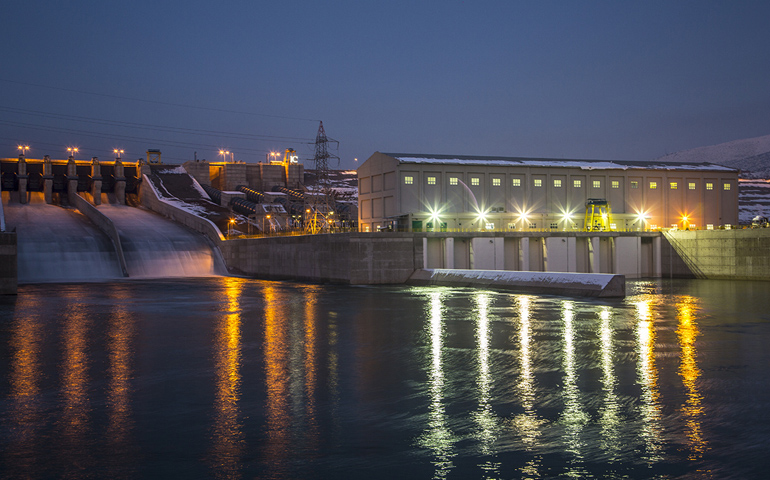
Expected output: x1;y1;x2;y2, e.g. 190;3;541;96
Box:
266;215;271;219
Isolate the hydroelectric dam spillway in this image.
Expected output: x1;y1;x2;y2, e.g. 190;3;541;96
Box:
2;191;226;284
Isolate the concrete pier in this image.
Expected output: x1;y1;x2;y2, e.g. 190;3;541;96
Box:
407;269;626;297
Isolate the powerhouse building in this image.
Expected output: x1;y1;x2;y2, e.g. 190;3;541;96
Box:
357;152;739;233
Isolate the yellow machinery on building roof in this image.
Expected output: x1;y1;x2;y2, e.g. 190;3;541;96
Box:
584;198;613;231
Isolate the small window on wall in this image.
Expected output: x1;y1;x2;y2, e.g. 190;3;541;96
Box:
404;176;414;185
449;177;458;186
631;181;638;189
550;222;558;229
492;178;501;186
650;181;657;189
670;182;678;190
724;183;731;191
574;179;582;188
534;179;542;187
512;178;521;187
554;179;562;188
593;180;601;188
427;176;436;185
706;182;713;190
471;177;480;186
612;180;619;189
689;182;696;190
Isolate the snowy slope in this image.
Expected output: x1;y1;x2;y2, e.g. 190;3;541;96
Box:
656;134;770;177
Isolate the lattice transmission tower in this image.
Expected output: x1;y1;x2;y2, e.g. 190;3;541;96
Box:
305;121;340;234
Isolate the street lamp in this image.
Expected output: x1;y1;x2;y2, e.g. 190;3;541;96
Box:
228;218;235;239
264;214;271;234
67;147;79;158
219;149;231;163
113;148;124;160
17;145;30;157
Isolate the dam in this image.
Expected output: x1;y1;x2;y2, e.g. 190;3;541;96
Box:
2;154;768;296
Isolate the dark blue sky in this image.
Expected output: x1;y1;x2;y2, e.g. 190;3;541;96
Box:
2;0;769;169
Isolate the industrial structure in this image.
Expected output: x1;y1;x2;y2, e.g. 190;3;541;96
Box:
357;152;740;233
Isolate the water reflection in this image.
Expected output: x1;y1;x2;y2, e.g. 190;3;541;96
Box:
560;301;588;477
304;287;320;450
635;298;663;462
210;277;245;479
263;284;292;477
511;296;544;479
419;290;456;479
7;291;44;478
59;286;94;476
473;293;501;475
105;284;137;478
598;306;621;460
676;296;707;460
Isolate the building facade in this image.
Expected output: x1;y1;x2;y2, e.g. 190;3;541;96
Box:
357;152;740;232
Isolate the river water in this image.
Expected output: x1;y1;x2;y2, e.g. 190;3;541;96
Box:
1;278;769;479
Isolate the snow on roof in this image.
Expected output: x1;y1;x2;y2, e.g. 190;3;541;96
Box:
385;153;737;172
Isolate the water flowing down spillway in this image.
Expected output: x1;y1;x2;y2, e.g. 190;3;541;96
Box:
97;203;226;278
3;193;124;283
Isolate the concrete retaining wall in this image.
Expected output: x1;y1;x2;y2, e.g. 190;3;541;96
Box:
0;231;17;294
665;229;770;280
224;233;422;284
72;193;129;277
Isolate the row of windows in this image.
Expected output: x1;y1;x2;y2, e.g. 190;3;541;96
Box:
404;175;731;191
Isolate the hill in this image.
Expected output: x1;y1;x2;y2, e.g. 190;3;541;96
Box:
655;134;770;178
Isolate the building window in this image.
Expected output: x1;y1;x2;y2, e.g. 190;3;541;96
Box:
631;181;638;189
529;223;537;229
670;182;678;190
650;181;657;189
689;182;696;190
554;179;562;188
612;180;619;189
550;222;558;229
724;183;731;190
449;177;458;186
513;178;521;187
404;176;413;185
492;178;501;187
427;176;436;185
471;177;480;186
573;179;582;188
534;179;542;187
706;182;713;190
593;180;601;189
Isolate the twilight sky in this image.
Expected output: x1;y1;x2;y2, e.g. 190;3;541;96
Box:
2;0;769;169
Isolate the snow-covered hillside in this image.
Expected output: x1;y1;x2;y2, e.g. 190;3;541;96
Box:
656;134;770;178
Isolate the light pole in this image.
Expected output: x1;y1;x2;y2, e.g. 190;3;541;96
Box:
67;147;79;158
264;214;271;234
17;145;30;157
113;148;124;160
219;149;231;163
228;218;235;239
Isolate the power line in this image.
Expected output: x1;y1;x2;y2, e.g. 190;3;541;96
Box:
0;78;320;123
0;120;287;158
0;106;314;143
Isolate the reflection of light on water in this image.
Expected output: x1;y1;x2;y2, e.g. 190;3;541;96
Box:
473;293;500;475
418;290;456;479
210;277;245;479
598;306;621;459
511;296;544;479
106;285;135;462
561;301;588;475
263;284;291;477
303;286;320;450
635;298;663;461
676;296;707;460
8;292;43;477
